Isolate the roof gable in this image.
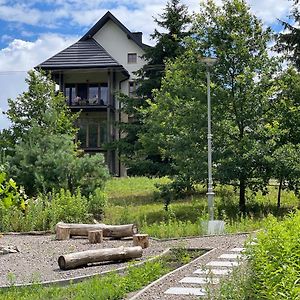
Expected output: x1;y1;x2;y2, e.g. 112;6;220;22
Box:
80;11;149;50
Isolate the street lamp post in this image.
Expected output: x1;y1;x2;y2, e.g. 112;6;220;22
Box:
200;57;218;221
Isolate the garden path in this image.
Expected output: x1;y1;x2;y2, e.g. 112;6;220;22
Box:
128;233;249;300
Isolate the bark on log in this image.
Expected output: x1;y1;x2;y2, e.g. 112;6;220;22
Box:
56;226;70;240
55;222;138;239
88;230;103;244
133;234;149;249
58;246;143;270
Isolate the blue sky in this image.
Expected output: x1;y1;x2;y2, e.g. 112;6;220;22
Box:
0;0;293;129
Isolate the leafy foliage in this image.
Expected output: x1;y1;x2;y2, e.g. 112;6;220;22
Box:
1;70;109;197
6;123;109;197
142;0;281;212
263;68;300;206
2;70;77;151
0;189;89;232
141;47;208;190
0;170;27;210
196;0;279;213
247;212;300;299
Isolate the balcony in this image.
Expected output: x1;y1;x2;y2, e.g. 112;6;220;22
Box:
65;83;113;110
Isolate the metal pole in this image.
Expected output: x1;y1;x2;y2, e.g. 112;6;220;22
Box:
206;66;215;221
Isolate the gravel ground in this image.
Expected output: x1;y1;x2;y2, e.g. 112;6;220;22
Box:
0;233;249;293
0;234;166;287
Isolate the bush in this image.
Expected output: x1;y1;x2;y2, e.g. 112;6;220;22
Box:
247;212;300;299
46;189;89;229
88;188;107;220
0;170;27;210
71;153;109;197
0;189;90;232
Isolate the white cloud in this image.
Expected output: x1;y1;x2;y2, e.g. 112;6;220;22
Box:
0;33;78;129
248;0;291;24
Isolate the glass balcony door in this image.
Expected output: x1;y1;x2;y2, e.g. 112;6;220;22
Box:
65;83;108;106
77;118;107;149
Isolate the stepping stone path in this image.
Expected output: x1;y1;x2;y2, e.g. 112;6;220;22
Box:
164;247;245;298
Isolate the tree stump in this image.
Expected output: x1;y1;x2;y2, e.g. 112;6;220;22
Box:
88;230;103;244
58;246;143;270
133;234;149;249
56;225;70;240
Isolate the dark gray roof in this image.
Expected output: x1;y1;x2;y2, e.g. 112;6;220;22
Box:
36;39;123;70
80;11;150;50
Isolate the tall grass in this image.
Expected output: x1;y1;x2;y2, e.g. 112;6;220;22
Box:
103;177;300;238
215;211;300;300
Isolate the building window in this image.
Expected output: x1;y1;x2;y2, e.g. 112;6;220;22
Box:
88;85;99;105
129;81;138;98
77;119;107;149
128;53;137;64
65;84;76;105
65;83;108;106
100;83;108;105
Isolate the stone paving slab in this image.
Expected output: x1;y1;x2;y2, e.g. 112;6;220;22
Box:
179;276;219;284
230;247;245;252
218;253;242;259
206;260;239;267
165;287;206;296
193;268;231;275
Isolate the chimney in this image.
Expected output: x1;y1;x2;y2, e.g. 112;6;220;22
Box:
132;32;143;43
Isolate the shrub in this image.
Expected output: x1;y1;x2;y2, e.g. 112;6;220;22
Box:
71;153;109;197
247;212;300;299
88;188;107;220
45;189;89;230
0;170;27;210
0;189;90;232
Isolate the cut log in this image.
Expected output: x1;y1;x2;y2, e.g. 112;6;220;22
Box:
58;246;143;270
88;230;103;244
133;234;149;249
55;225;70;240
55;222;137;239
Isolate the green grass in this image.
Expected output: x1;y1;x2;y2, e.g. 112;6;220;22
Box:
105;176;170;205
103;177;300;238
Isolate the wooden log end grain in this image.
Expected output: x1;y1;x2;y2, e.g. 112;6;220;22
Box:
133;234;149;249
88;230;103;244
56;224;70;240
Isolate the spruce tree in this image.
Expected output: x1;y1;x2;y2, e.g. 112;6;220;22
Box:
277;0;300;69
117;0;191;176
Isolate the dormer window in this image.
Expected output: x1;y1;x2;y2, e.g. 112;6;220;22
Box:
128;53;137;64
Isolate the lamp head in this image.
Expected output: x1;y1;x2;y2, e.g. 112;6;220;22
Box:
200;57;218;67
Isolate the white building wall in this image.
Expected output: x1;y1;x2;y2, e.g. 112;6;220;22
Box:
93;20;146;78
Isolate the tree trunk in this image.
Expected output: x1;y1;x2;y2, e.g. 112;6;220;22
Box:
239;177;246;215
58;246;143;270
277;178;283;209
55;222;138;239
